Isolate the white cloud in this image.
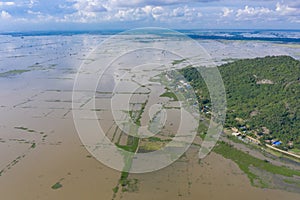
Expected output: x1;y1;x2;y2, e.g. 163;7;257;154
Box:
142;5;153;15
152;6;164;19
1;10;11;19
171;6;202;20
172;7;185;17
115;5;159;21
232;3;300;24
27;10;42;15
114;7;150;21
109;0;217;7
73;0;107;13
222;7;233;17
0;0;299;30
108;3;201;22
28;0;38;8
275;2;300;24
276;2;298;15
236;6;271;17
61;0;108;22
0;2;15;6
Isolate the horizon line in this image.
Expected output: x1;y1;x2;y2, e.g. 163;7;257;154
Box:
1;28;300;34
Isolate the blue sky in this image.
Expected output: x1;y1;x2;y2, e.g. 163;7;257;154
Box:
0;0;299;31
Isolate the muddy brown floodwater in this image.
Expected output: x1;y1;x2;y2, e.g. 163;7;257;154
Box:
122;147;300;200
0;33;299;200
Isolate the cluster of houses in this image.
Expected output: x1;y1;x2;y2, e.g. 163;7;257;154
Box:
230;125;298;155
165;73;297;153
264;139;282;146
231;131;261;145
231;126;284;147
178;80;192;89
164;74;192;90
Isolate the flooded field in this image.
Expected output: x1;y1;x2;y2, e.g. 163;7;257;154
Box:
0;33;299;199
122;148;300;200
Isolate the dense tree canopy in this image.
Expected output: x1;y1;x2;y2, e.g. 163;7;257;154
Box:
180;56;300;149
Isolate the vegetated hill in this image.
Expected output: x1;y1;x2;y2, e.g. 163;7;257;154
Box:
180;55;300;149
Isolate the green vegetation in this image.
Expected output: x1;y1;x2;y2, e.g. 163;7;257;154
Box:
0;69;30;77
51;182;63;190
160;91;178;101
116;136;139;153
112;186;119;194
113;100;147;196
172;58;187;65
163;106;180;109
148;137;163;142
197;120;209;139
213;141;300;187
283;179;300;186
30;143;36;149
14;126;28;131
181;56;300;149
121;178;139;192
15;127;37;134
120;171;129;186
138;137;173;152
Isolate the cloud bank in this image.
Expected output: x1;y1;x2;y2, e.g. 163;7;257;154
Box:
0;0;299;30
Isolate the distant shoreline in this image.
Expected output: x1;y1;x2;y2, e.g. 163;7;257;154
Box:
1;29;300;43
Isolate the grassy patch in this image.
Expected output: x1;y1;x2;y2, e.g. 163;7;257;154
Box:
148;137;162;142
15;127;37;134
51;182;63;190
112;186;119;194
163;106;180;109
290;148;300;155
139;137;172;152
122;178;139;192
30;143;36;149
128;110;133;119
0;69;30;77
120;171;129;187
14;126;28;131
172;58;187;65
140;141;164;151
113;98;148;196
213;141;300;187
283;179;300;186
160;92;178;101
116;136;139;153
198;121;209;139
